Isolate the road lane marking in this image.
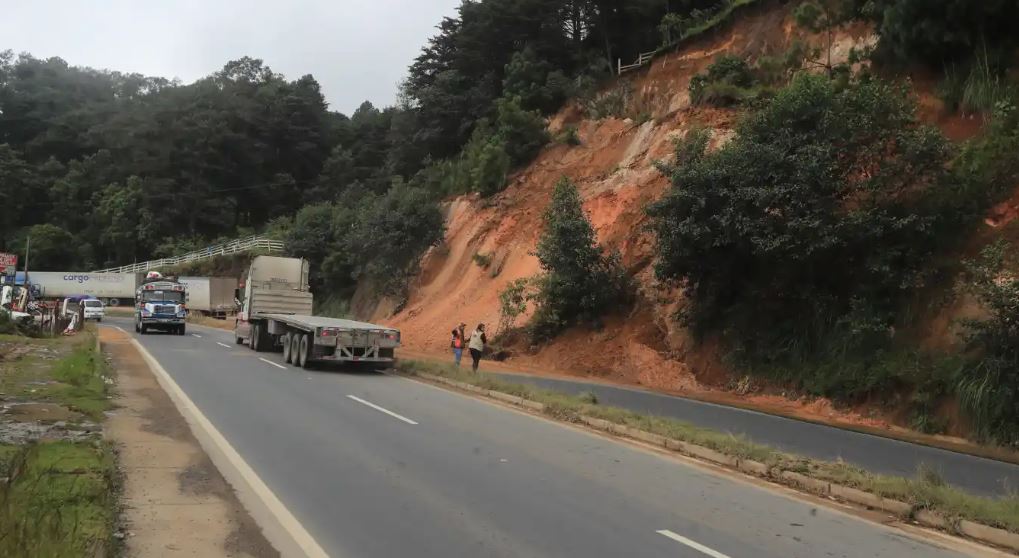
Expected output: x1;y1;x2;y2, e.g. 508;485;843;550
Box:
216;342;231;349
656;530;731;558
346;395;419;425
192;334;203;338
126;338;329;558
259;357;287;370
115;326;127;333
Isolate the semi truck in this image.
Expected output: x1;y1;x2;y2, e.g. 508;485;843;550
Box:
134;274;188;335
179;277;237;317
234;256;401;369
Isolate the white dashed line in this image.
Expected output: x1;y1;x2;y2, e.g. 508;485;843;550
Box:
192;333;203;338
259;357;287;370
656;530;731;558
216;342;231;348
346;395;419;425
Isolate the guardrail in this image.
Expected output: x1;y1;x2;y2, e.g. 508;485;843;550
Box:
618;51;655;74
93;235;285;274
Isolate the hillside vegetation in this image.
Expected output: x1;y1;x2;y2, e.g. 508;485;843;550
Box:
3;0;1019;443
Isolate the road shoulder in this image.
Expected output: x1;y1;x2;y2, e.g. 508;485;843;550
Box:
102;327;278;557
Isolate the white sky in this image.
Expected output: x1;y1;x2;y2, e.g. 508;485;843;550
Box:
1;0;462;114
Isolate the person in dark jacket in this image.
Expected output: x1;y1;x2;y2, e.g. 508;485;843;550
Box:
468;323;487;373
450;322;466;366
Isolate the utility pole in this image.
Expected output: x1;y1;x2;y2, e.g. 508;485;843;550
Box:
23;235;30;305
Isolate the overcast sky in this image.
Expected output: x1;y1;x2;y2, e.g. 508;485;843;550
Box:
2;0;462;115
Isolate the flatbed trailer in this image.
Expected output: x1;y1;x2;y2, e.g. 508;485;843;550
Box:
234;256;401;369
247;313;400;369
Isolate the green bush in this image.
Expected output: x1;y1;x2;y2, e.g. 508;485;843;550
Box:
649;74;953;378
556;125;581;146
529;177;630;341
472;252;493;268
689;55;757;106
497;277;534;334
957;241;1019;445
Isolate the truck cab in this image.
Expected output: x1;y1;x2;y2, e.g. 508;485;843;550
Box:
134;274;188;335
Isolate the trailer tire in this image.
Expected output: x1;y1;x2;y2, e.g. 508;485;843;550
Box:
282;332;293;363
178;325;186;336
139;324;148;335
108;298;120;307
250;325;260;351
290;334;302;366
298;334;312;369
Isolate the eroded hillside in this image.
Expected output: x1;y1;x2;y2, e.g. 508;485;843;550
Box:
364;3;1017;433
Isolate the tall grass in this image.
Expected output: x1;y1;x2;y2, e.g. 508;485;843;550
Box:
941;49;1018;115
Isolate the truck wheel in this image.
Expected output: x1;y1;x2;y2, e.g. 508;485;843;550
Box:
235;334;244;345
251;325;261;351
140;324;148;335
179;325;186;336
298;334;312;369
291;334;302;366
282;333;293;363
135;321;140;333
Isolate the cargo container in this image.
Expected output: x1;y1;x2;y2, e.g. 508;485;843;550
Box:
179;277;238;317
20;272;138;306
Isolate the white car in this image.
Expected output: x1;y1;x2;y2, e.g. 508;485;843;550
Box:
82;299;105;322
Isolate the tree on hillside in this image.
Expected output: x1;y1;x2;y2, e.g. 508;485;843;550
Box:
648;74;953;371
531;177;629;340
866;0;1019;66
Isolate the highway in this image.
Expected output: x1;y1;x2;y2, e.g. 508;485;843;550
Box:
108;317;977;558
479;372;1019;497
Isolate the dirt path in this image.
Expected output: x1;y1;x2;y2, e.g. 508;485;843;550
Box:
101;327;277;557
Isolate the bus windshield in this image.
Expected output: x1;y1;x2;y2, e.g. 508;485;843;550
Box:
141;290;184;303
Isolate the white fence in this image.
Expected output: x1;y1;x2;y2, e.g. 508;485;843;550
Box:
618;51;655;74
93;235;285;274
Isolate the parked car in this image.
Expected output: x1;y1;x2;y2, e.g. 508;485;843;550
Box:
82;299;105;322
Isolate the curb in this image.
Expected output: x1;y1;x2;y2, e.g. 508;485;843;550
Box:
413;371;1019;555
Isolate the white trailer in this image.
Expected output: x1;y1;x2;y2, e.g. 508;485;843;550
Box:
179;277;237;316
234;256;400;368
28;272;137;306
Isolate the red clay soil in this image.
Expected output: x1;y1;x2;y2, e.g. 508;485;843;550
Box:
368;7;1002;440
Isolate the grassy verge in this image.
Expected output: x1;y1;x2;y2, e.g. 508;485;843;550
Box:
0;441;117;556
43;334;112;421
0;328;118;555
399;359;1019;535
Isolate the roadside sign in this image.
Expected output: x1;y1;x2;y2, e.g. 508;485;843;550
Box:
0;253;16;267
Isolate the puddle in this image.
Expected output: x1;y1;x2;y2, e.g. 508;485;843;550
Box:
0;417;100;444
3;402;83;422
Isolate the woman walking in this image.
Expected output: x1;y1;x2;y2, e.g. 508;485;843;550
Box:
468;323;487;373
450;322;466;366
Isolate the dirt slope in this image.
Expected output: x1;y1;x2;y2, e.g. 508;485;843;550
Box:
367;4;999;430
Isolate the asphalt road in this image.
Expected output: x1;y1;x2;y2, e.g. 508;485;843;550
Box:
109;318;976;558
476;372;1019;497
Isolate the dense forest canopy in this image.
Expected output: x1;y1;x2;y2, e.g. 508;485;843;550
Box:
0;0;691;274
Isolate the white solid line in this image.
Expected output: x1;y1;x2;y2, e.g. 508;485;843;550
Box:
192;333;203;338
259;357;287;370
126;338;329;558
656;530;731;558
346;395;419;425
216;342;231;348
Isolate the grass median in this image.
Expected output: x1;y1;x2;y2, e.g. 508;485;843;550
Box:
399;359;1019;535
